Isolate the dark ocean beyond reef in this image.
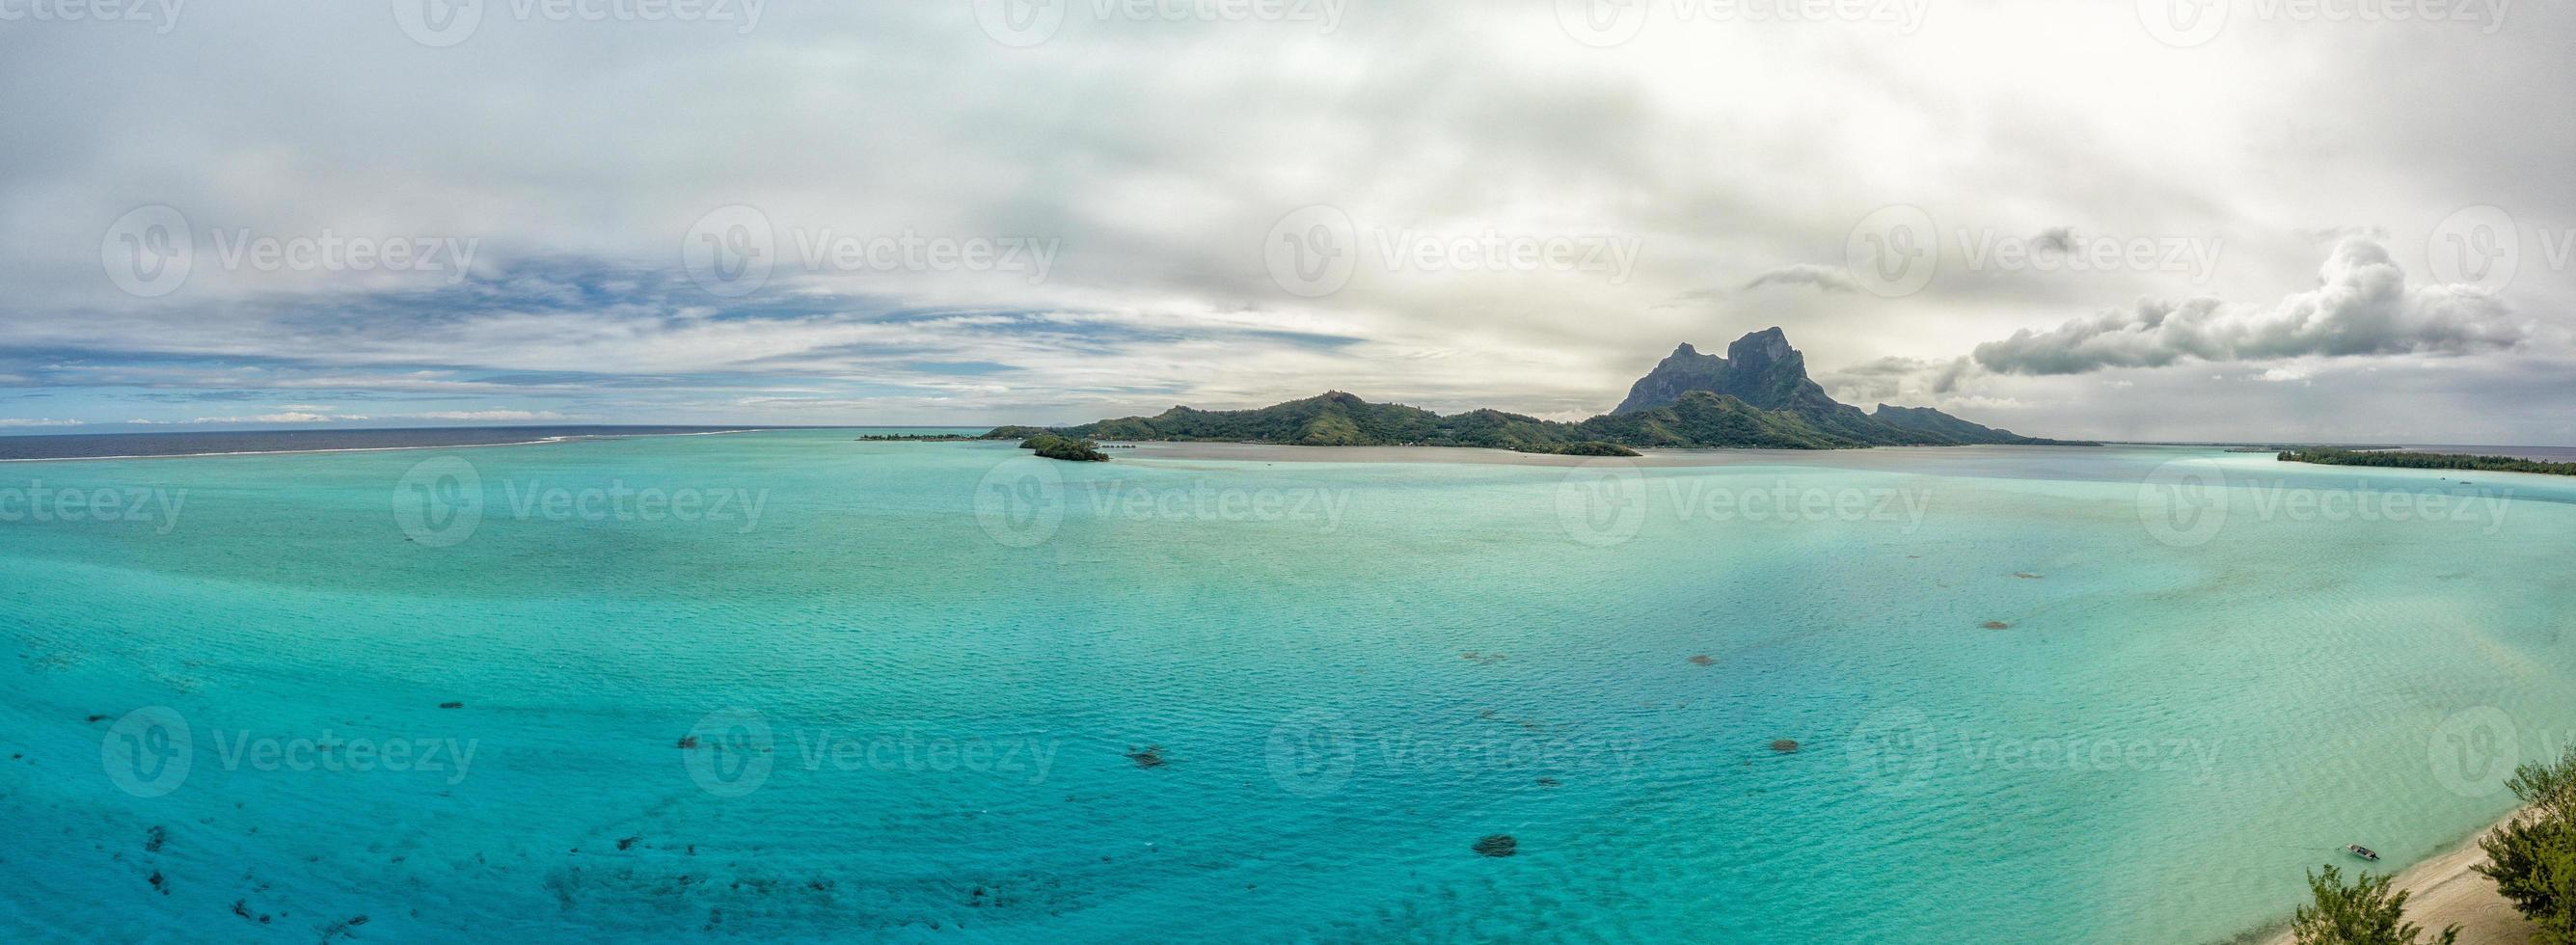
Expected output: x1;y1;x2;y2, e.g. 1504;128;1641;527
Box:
0;425;771;461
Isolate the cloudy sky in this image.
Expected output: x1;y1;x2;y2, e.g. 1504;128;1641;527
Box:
3;0;2569;443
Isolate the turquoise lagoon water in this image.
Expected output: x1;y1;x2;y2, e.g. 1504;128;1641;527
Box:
5;430;2576;942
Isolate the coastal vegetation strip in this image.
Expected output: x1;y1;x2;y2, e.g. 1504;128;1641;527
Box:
2279;447;2576;477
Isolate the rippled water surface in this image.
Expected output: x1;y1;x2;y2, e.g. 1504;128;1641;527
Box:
4;430;2574;942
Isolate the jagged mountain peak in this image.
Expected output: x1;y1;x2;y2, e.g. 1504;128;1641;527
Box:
1725;326;1793;364
1612;328;2057;445
1615;327;1841;417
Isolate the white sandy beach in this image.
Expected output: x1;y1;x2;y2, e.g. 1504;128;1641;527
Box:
2267;814;2534;944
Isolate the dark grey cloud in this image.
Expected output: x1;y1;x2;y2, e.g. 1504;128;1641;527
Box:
2301;225;2391;243
1743;264;1857;294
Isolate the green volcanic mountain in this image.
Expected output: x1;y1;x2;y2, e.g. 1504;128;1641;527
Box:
1615;328;1850;416
1016;329;2075;452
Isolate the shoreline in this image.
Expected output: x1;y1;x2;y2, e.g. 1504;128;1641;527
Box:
0;427;773;465
2261;810;2533;944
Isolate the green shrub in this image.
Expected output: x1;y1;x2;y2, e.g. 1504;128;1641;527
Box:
2291;864;2458;944
2479;747;2576;943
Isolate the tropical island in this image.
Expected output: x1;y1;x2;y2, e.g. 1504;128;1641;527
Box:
1018;433;1109;462
2278;447;2576;477
977;329;2087;460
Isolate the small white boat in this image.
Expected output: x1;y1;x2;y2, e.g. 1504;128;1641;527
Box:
2347;844;2380;861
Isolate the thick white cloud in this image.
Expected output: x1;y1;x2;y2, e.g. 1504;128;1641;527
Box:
1974;239;2529;375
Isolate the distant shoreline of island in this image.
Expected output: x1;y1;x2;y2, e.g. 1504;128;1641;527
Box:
899;328;2097;461
2277;446;2576;477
